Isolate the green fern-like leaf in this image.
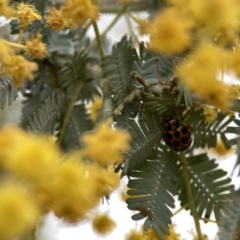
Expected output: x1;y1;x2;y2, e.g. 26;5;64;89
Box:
126;148;179;239
226;115;240;175
219;189;240;240
178;153;233;222
176;81;193;107
122;115;161;175
23;91;64;134
102;35;136;108
59;104;93;152
0;75;18;110
58;51;89;89
115;100;143;129
184;109;235;148
132;57;162;87
141;49;177;82
20;63;54;129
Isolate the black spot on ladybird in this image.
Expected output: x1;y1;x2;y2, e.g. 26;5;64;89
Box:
181;125;188;134
181;137;188;144
173;130;180;138
173;140;180;147
165;132;173;140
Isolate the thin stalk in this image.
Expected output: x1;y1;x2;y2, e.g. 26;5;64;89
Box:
127;11;140;24
48;63;58;89
31;227;37;240
2;39;26;50
200;218;219;224
56;81;83;145
17;28;23;44
85;3;129;53
125;13;139;45
172;204;188;217
91;21;105;60
113;89;141;117
179;152;203;240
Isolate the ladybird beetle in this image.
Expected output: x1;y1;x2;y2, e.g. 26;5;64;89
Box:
163;115;193;151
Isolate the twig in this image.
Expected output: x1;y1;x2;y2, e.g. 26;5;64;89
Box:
180;151;203;240
200;217;219;224
86;3;129;53
125;12;139;45
91;21;105;60
172;204;188;217
56;81;83;145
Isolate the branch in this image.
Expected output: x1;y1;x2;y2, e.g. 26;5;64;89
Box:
180;152;203;240
56;81;84;145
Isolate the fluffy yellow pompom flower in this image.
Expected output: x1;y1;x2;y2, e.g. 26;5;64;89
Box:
92;212;116;235
1;55;38;87
88;98;102;121
25;34;47;59
202;106;217;124
125;230;146;240
50;158;100;222
0;39;15;63
177;43;229;112
190;0;238;35
82;124;130;166
15;3;42;29
211;140;234;157
46;7;71;31
228;84;240;99
229;47;240;78
0;183;39;240
142;225;180;240
145;8;192;55
0;126;60;186
91;165;120;196
0;0;14;18
61;0;99;25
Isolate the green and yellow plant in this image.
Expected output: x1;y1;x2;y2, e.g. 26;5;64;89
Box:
0;0;240;239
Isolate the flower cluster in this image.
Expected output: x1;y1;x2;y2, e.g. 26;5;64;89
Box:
176;43;230;111
81;124;130;166
1;55;38;87
125;225;180;240
92;212;116;235
139;0;240;113
202;106;217;124
0;125;125;238
0;3;48;87
61;0;99;26
46;7;71;31
25;34;47;59
15;3;42;29
0;0;13;18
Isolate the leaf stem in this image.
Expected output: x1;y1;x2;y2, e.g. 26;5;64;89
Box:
91;21;105;60
113;89;141;117
125;13;139;45
179;152;203;240
1;38;26;50
31;226;37;240
172;204;188;216
200;217;219;224
86;4;129;53
56;81;83;145
18;28;24;44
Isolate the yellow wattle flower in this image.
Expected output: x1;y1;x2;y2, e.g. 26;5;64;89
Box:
92;212;116;235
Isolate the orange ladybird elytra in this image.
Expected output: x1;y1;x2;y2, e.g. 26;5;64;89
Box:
163;115;193;151
136;206;154;220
